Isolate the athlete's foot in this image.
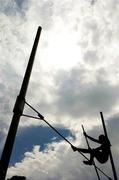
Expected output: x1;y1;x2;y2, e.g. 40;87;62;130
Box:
83;160;92;165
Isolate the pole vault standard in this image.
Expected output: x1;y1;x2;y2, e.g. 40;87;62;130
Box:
0;26;42;180
100;112;118;180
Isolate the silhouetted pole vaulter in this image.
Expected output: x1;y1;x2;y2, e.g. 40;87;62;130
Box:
0;26;42;180
71;129;111;165
22;103;112;180
100;112;118;180
82;125;101;180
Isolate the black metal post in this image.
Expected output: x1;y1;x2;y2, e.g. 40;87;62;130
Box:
100;112;118;180
0;26;42;180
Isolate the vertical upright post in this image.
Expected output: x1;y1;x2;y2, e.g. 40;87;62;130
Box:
0;26;42;180
82;125;101;180
100;112;118;180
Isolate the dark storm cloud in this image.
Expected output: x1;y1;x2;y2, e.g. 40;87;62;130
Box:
107;113;119;147
106;114;119;178
0;0;26;16
54;66;119;118
15;0;26;9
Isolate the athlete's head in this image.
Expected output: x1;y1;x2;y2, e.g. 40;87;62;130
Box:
98;134;106;143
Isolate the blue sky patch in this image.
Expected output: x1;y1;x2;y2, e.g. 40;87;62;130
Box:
9;125;73;166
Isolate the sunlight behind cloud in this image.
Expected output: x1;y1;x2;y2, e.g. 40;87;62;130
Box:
41;30;82;70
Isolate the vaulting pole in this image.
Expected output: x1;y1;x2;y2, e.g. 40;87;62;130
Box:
100;112;118;180
0;26;42;180
82;125;101;180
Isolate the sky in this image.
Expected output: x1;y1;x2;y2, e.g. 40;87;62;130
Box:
0;0;119;179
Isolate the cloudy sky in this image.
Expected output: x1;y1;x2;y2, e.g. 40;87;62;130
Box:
0;0;119;179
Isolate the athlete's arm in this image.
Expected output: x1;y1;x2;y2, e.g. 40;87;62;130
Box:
85;134;100;143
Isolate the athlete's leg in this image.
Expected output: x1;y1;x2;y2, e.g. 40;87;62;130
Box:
83;149;95;165
77;148;91;153
95;151;108;164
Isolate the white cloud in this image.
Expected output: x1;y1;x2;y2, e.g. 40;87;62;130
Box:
7;124;119;180
0;0;119;179
6;142;96;180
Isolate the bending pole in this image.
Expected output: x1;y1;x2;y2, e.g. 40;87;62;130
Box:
0;26;42;180
82;125;101;180
100;112;118;180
